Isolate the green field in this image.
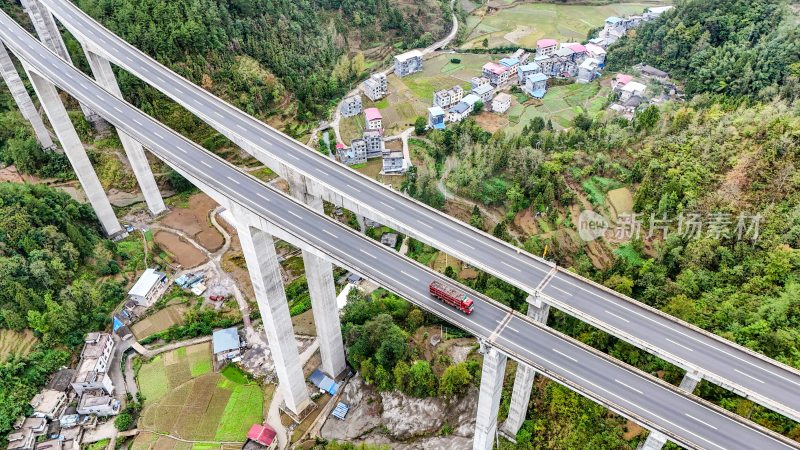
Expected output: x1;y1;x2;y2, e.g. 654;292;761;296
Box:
462;2;669;49
135;344;263;446
507;81;611;133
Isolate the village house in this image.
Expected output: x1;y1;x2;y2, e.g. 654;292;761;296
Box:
363;130;384;159
535;38;559;57
481;62;511;87
338;139;367;165
362;73;387;101
245;424;278;450
471;83;494;106
212;327;242;365
568;43;588;64
462;93;481;112
577;58;601;83
364;108;383;131
585;43;607;64
552;47;577;77
447;101;471;123
517;62;541;84
492;93;512;114
29;390;66;420
71;332;115;396
525;73;549;98
612;73;634;91
76;391;120;417
470;76;490;90
340;95;362;118
428;106;446;130
620;81;647;102
382;150;405;175
394;50;423;77
499;57;520;74
644;5;673;20
533;54;555;77
128;268;166;306
433;85;464;110
637;64;669;81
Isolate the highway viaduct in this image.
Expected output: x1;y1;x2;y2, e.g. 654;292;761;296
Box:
1;3;799;449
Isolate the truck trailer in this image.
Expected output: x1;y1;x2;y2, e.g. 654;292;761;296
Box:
429;281;475;314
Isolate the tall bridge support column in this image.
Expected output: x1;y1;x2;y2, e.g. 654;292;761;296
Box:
237;217;312;415
474;344;508;450
21;0;100;125
640;370;702;450
287;181;347;379
0;42;53;148
500;295;550;439
82;49;166;215
24;67;122;237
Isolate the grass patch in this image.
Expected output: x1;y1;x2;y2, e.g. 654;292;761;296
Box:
220;365;249;385
582;176;623;206
190;358;212;377
138;355;170;403
374;98;389;109
214;384;263;441
615;243;645;267
144;229;154;242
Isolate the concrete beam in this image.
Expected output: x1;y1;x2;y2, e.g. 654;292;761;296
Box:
83;49;166;215
474;344;508;450
641;370;702;450
500;295;550;439
24;66;122;237
287;179;347;379
21;0;100;124
236;215;311;415
0;41;53;148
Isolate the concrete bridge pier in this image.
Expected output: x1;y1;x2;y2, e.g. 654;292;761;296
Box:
23;66;122;237
82;48;166;215
500;295;550;439
286;179;347;379
640;370;702;450
474;343;508;450
21;0;102;125
0;41;53;148
236;214;312;415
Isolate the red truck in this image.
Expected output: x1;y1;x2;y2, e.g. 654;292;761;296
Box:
429;281;474;315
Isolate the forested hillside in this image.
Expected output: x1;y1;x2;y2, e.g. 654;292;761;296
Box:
72;0;452;123
606;0;800;99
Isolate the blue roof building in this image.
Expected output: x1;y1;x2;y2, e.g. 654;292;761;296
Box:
499;57;519;68
428;106;446;130
212;327;241;355
525;73;549;99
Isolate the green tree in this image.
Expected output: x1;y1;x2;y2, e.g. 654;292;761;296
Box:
439;362;473;397
414;116;427;135
406;360;437;397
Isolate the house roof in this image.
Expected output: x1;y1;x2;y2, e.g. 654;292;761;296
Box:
493;92;512;103
606;16;623;24
518;62;540;73
569;43;587;53
537;38;558;48
554;48;574;57
533;55;550;62
428;106;445;116
364;108;382;121
579;58;600;69
395;49;423;62
482;62;508;75
462;94;481;106
472;84;493;95
499;57;519;67
212;327;240;354
128;268;163;297
622;81;647;93
640;65;668;77
335;142;345;150
585;43;607;55
531;88;546;99
449;102;470;114
616;73;633;85
247;424;276;446
527;73;548;83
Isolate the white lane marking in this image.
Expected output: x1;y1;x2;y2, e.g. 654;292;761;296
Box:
213;111;225;119
225;176;240;185
200;161;212;168
287;210;303;221
495;337;730;450
153;131;164;140
379;201;396;210
94;93;104;101
416;219;434;229
505;326;519;334
615;379;643;395
359;248;376;259
550;285;573;297
666;338;694;353
286;153;300;161
553;273;800;389
500;260;522;272
685;414;718;430
256;193;271;203
315;168;327;176
346;184;361;193
322;229;337;238
456;239;475;250
113;105;123;113
133;118;143;126
236;123;248;132
122;55;134;63
401;270;419;282
734;369;765;384
604;309;630;323
552;348;578;363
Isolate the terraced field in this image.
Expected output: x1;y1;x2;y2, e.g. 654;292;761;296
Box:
0;329;38;361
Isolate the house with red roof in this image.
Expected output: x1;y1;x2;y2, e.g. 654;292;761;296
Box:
482;62;511;86
612;73;633;91
535;39;559;57
244;424;277;450
364;107;382;131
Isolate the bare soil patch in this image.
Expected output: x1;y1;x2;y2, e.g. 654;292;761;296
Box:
473;110;510;133
154;231;207;267
0;329;38;361
161;193;224;252
513;208;540;236
292;309;318;337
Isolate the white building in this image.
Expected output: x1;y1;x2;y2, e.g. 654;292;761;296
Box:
30;390;66;420
470;76;490;90
394;50;423;77
577;58;601;83
517;62;541;85
585;43;607;64
77;392;120;417
364;107;383;131
471;83;494;106
462;93;481;111
128;268;166;306
340;95;362;117
535;39;559;57
382;150;405;174
447;102;471;123
340;139;368;165
492;93;512;114
433;85;464;110
620;81;647;102
363;129;384;159
362;73;388;101
71;332;116;396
